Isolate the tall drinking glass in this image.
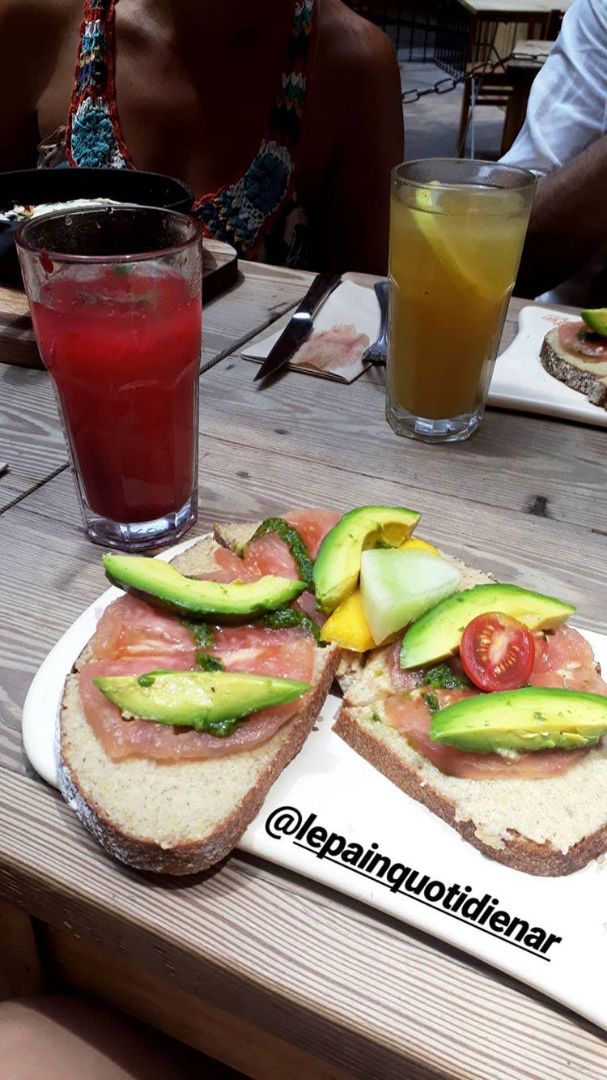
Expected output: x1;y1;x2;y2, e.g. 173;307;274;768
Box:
386;160;536;442
17;205;202;549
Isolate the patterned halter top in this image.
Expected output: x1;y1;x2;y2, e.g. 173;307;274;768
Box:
64;0;317;267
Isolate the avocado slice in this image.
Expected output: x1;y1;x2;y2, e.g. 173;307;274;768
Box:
94;669;310;737
400;583;575;669
103;555;305;622
431;687;607;753
313;505;421;613
581;308;607;337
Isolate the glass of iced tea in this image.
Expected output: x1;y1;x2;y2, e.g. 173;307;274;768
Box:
386;159;536;442
17;205;202;549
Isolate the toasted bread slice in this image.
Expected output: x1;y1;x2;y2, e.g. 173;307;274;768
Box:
214;520;258;556
333;556;607;876
59;534;340;875
541;327;607;408
334;701;607;876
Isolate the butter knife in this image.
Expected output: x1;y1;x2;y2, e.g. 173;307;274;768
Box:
254;271;341;382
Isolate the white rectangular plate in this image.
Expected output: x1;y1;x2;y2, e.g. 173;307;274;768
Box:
22;539;606;1032
489;306;607;428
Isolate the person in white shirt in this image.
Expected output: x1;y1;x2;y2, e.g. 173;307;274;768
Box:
501;0;607;303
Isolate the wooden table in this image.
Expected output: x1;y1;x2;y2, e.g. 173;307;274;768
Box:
1;265;606;1079
455;0;570;15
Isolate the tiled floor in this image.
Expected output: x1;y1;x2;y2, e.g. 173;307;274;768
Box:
399;57;505;160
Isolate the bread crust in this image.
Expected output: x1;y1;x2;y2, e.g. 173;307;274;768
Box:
540;330;607;409
59;647;339;875
330;549;606;878
59;529;341;875
334;708;607;876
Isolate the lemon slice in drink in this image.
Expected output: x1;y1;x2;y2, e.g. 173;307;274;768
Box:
408;183;510;303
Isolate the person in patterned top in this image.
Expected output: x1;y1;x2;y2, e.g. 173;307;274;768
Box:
0;0;404;272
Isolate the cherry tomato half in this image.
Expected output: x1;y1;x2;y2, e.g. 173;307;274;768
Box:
460;612;535;692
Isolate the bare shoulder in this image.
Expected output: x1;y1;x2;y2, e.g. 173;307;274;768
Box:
317;0;399;81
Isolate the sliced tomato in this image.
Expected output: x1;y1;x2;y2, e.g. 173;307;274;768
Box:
243;533;300;580
89;595;197;663
558;321;607;359
530;625;607;694
283;508;341;558
460;612;535;691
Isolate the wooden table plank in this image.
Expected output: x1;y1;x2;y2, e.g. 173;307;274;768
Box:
43;929;352;1080
200;260;310;370
0;899;47;1000
0;363;68;511
199;363;606;534
506;38;553;68
14;441;607;631
0;292;594;523
454;0;571;14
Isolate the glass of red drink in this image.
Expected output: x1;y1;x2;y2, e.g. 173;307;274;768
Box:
16;205;202;550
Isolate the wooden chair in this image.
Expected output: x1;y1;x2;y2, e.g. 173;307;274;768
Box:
455;18;551;156
500;39;553;154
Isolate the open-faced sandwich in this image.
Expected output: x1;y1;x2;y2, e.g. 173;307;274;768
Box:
61;504;607;879
60;511;342;875
277;507;607;877
541;306;607;409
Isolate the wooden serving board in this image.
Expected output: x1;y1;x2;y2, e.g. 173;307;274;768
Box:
0;238;237;369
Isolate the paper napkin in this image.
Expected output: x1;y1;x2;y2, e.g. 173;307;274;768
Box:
241;279;381;383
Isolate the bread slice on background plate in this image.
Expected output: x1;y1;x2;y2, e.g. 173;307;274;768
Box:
59;534;340;876
541;327;607;409
333;554;607;877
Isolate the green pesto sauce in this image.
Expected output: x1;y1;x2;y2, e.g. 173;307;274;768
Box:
425;663;469;690
260;607;320;641
196;652;224;672
249;517;314;589
135;668;174;687
422;691;440;713
205;716;240;737
181;620;215;648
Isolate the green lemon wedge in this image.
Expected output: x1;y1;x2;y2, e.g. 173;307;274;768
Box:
407;183;511;303
581;308;607;336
